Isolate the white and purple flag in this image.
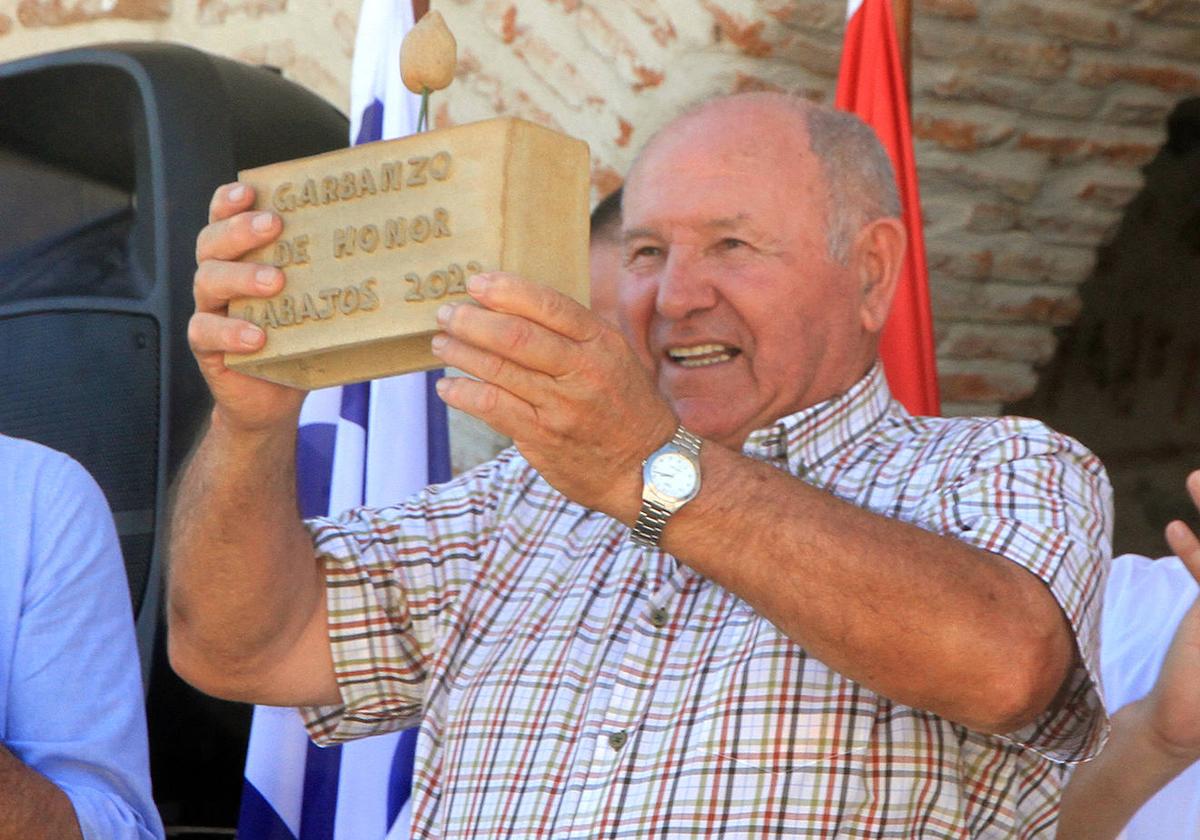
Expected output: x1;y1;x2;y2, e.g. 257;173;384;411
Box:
236;1;443;837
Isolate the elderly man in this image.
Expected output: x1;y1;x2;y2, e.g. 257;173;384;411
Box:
170;93;1110;837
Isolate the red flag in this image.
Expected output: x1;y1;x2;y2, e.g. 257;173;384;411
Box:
835;0;940;415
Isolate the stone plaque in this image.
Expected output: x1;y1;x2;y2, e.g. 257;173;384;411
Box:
225;117;590;389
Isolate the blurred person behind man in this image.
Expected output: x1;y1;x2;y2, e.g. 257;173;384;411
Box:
1058;469;1200;839
0;434;164;840
588;185;622;327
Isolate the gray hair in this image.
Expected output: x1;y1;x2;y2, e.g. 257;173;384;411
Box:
804;104;901;264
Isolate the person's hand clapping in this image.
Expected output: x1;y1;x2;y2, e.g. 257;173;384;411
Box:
189;183;306;432
1144;469;1200;762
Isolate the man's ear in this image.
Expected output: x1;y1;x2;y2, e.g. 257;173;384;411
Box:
851;216;907;335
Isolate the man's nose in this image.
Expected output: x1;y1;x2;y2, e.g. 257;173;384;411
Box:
655;251;718;320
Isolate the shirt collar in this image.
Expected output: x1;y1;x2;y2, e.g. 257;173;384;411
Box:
741;363;897;477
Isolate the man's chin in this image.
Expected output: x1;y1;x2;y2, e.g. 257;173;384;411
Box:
668;397;750;450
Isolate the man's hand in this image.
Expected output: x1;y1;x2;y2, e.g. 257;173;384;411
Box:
189;182;307;432
431;272;677;522
1145;469;1200;762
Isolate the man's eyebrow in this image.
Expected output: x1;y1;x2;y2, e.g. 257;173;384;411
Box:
622;227;657;243
621;214;753;244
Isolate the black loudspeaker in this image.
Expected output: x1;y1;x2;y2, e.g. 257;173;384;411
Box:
0;43;350;680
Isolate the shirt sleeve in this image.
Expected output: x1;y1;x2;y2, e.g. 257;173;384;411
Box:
8;450;164;840
299;452;514;745
916;416;1112;764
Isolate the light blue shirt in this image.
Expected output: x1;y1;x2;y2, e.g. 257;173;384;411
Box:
0;434;164;840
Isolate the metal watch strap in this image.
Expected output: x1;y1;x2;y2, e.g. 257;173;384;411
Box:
630;499;674;547
630;426;703;548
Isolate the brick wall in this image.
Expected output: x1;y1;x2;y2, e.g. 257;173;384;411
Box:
4;0;1199;463
0;0;360;110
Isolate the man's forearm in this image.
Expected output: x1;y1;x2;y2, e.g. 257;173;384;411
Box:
1057;699;1198;839
167;409;335;704
0;744;83;840
659;443;1076;733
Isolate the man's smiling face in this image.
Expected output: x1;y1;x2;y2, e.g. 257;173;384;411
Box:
618;99;878;449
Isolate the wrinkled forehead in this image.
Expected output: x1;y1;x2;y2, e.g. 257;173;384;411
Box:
622;109;826;231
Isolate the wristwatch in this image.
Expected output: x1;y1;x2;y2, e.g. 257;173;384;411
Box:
630;426;703;548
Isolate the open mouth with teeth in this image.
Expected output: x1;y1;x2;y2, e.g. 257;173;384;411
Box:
667;343;742;368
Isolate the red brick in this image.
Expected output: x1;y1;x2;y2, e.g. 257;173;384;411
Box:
994;290;1082;325
616;117;634;148
576;6;667;93
512;90;565;132
19;0;168;25
993;242;1096;286
989;1;1130;47
1027;84;1106;120
928;73;1102;122
623;0;680;46
938;324;1057;363
768;0;845;31
914;22;980;61
931;278;1082;325
733;72;786;94
938;365;1039;403
633;66;664;90
912;114;1014;152
488;13;607;110
1133;0;1200;25
1076;178;1143;210
919;148;1047;202
966;202;1021;233
926;242;995;280
917;0;979;20
1018;206;1121;247
1099;92;1176;127
703;2;777;57
500;5;520;44
973;35;1071;81
433;101;454;130
591;163;624;197
1016;131;1159;168
1077;60;1200;94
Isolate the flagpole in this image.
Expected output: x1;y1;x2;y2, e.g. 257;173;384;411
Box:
894;0;912;101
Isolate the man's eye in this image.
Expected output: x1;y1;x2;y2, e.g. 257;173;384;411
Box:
629;245;662;260
718;238;747;251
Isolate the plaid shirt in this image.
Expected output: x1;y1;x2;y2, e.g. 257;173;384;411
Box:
302;364;1111;838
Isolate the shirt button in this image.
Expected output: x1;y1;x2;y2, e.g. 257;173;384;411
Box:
607;730;628;751
649;607;669;628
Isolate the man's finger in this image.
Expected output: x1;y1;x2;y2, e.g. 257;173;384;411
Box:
430;331;550;405
434;374;539;441
1187;469;1200;513
194;261;283;314
196;210;282;264
208;182;257;225
436;300;577;379
466;272;602;344
187;311;266;357
1167;520;1200;583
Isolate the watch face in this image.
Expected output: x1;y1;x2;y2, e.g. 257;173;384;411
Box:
649;452;698;499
